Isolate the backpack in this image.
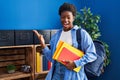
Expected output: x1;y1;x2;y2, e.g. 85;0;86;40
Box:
76;28;106;78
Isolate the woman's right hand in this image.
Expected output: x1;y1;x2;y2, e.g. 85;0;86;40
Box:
33;30;46;48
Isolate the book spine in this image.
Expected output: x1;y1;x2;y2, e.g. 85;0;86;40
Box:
36;52;41;72
42;55;48;71
48;60;51;70
52;41;63;59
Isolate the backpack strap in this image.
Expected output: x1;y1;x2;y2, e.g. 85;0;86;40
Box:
76;28;82;50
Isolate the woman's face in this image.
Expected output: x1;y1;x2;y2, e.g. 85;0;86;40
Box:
60;11;75;31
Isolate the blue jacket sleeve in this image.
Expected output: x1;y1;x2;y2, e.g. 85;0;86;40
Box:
74;29;97;67
42;46;53;62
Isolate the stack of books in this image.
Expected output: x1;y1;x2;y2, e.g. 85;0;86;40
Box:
53;41;84;72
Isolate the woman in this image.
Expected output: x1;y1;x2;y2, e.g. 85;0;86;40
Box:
33;2;97;80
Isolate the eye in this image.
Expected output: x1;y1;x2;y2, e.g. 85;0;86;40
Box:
67;17;70;19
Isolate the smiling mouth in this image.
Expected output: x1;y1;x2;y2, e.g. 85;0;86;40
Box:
63;22;69;26
63;24;68;28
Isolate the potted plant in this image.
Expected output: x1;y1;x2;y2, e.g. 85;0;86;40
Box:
7;64;16;74
73;7;110;67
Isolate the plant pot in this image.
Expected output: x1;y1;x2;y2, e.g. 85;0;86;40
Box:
8;69;15;74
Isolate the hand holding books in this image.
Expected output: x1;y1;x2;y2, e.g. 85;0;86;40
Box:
52;41;84;72
62;60;76;70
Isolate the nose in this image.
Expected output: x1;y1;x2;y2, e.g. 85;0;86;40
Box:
64;18;68;22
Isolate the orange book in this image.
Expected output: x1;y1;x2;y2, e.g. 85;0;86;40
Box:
52;41;84;72
58;47;81;64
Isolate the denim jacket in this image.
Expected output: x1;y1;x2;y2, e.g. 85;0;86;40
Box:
42;25;97;80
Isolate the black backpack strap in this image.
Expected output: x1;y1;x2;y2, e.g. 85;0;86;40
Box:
76;28;82;50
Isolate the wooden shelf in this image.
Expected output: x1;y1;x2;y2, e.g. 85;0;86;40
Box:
0;45;35;80
35;71;48;79
35;71;49;75
0;44;50;80
0;45;34;49
0;71;31;80
34;44;50;47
